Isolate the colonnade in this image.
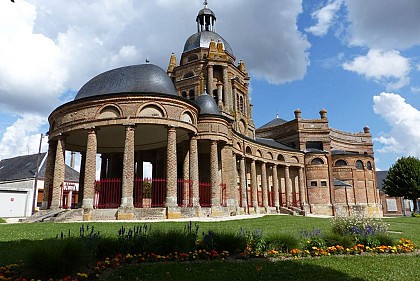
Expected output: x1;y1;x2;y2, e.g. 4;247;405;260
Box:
41;125;230;212
235;154;307;211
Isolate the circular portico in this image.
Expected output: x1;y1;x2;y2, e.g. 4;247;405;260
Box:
43;64;202;220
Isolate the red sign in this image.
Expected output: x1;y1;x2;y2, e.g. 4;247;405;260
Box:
10;198;14;202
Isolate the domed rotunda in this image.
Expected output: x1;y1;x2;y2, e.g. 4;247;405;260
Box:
42;2;381;220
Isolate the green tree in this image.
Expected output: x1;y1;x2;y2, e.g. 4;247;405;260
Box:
383;156;420;213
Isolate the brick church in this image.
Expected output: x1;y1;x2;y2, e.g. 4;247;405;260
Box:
41;2;382;220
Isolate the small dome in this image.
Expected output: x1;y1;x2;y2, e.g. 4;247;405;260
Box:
75;64;177;100
198;7;216;18
195;90;220;115
183;31;233;54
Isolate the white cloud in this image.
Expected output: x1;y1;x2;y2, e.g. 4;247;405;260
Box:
0;0;310;158
411;87;420;94
343;49;410;90
345;0;420;50
306;0;343;37
373;92;420;157
0;114;48;160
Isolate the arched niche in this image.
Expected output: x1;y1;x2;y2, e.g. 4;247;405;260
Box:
97;105;121;119
180;111;194;124
138;104;165;118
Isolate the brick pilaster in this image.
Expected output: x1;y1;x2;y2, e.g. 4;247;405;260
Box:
82;128;97;212
165;126;177;207
285;165;292;207
251;159;258;210
261;162;268;208
121;125;135;208
189;136;200;210
239;156;247;211
272;164;280;209
42;140;57;209
51;136;65;209
210;140;220;206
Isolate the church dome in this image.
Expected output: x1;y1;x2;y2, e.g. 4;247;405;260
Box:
195;89;220;115
183;1;233;55
183;31;233;54
75;64;177;100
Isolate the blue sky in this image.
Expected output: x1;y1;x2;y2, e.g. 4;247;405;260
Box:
1;0;420;171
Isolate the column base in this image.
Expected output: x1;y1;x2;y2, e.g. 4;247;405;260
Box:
193;206;202;217
166;206;182;219
50;200;60;210
82;198;94;209
120;197;134;209
117;208;135;220
210;206;224;217
82;208;93;221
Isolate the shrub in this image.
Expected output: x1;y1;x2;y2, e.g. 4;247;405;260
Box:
300;228;325;250
149;229;197;254
239;228;266;255
375;233;397;246
331;215;388;237
22;238;92;279
265;233;300;253
199;230;247;254
0;218;6;224
322;232;355;249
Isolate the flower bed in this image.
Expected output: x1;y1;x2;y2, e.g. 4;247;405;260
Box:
0;217;417;281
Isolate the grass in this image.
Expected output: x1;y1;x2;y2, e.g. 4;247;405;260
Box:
105;255;420;281
0;215;419;279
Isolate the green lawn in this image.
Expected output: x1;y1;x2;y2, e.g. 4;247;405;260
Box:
0;215;419;280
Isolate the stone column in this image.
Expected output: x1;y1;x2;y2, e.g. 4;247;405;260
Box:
78;152;86;208
272;164;280;210
207;65;214;95
183;141;190;206
120;126;135;210
239;156;247;212
261;162;269;209
251;159;258;212
298;167;307;207
210;140;220;207
221;144;236;207
223;65;230;110
285;165;292;207
50;135;66;210
82;129;97;219
189;135;200;212
41;140;57;209
217;82;223;108
165;126;178;208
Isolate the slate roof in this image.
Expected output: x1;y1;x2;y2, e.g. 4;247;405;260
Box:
334;179;352;187
255;137;298;152
258;117;288;129
376;170;388;191
0;153;79;182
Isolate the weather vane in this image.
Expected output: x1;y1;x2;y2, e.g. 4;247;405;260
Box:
204;0;208;8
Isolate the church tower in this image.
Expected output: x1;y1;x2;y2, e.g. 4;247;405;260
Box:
167;1;256;137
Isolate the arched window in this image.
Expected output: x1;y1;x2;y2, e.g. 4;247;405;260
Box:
367;161;373;170
240;96;244;113
213;89;218;103
356;160;364;170
187;54;198;62
335;160;347;167
236;94;240;111
189;90;195;100
183;71;194;79
311;158;324;165
181;91;187;98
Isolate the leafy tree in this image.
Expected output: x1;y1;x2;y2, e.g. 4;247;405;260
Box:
383;156;420;212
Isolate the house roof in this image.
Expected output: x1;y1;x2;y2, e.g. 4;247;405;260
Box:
376;170;388;191
334;179;352;187
0;153;79;182
258;116;288;129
